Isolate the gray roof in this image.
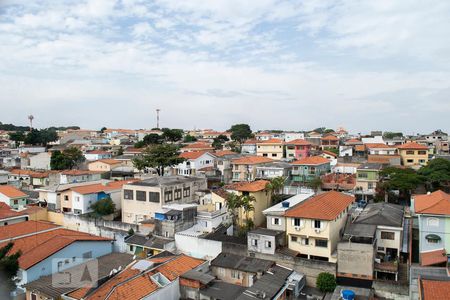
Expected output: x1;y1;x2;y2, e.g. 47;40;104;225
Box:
354;202;404;227
200;281;246;300
237;265;292;300
249;228;285;237
23;253;133;299
211;253;274;273
181;270;215;284
257;162;292;169
344;222;377;239
128;175;205;187
357;163;383;170
125;234;173;249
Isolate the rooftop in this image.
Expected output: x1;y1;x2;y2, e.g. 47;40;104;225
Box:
179;150;214;160
421;249;447;267
127;175;205;187
263;192;314;215
249;228;285;237
211;252;274;273
419;278;450;300
354;202;404;227
200;281;246;300
397;142;428;150
232;155;274;165
357;162;384;170
291;156;330;165
224;180;269;192
285;139;311;145
414;190;450;215
0;185;28;198
256;138;284;144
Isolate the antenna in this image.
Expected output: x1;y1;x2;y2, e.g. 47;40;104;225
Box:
28;115;34;131
156;109;160;129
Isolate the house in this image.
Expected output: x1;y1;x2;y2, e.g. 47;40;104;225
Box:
177;151;217;176
0;221;112;290
153;204;198;238
8;169;50;188
285;191;355;262
247;228;286;255
58;170;104;184
241;139;258;154
255;162;292;180
0;185;27;209
200;281;246;300
214;151;241;184
0;170;9;184
365;143;401;166
223;180;272;228
23;253;133;300
283;132;305;142
321;173;356;192
397;142;429;168
27;152;51;170
0;202;28;226
418;277;450;300
181;142;214;153
337;203;405;284
339;145;353;157
179;269;216;300
410;265;450;300
321;150;338;160
125;234;175;257
263;192;314;232
210;253;274;287
88;159;124;172
290;156;331;183
354;163;383;200
256;138;284;160
411;190;450;259
84;150;112;161
121;176;207;224
64;254;208;300
231;156;273;182
284;139;311;160
321;135;339;150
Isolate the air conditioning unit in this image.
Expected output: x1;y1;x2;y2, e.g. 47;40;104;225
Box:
294;226;301;231
315;228;321;233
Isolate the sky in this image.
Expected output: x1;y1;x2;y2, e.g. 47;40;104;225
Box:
0;0;449;135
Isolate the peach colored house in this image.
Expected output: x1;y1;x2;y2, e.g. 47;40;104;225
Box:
397;142;429;168
285;139;312;160
231;156;274;181
256;138;284;160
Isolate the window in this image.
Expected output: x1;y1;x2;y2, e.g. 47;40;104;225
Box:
272;153;277;157
149;192;160;203
294;218;301;227
407;159;414;163
251;239;258;246
57;261;63;270
13;200;18;205
380;231;395;240
183;187;190;197
231;270;240;279
263;153;268;157
129;245;134;252
377;247;385;251
174;189;182;200
164;191;173;202
358;172;368;178
368;183;373;189
291;236;298;242
273;218;280;225
418;150;427;155
427;218;439;227
314;220;321;229
315;239;328;248
265;241;272;248
76;197;80;202
64;195;69;201
82;251;92;259
136;191;146;201
419;159;426;163
426;234;441;244
124;189;133;200
406;150;414;155
301;237;309;245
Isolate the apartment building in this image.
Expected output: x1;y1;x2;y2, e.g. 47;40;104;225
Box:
231;156;273;182
397;142;429;168
256;139;284;160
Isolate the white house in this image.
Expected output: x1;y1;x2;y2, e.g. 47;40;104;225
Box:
177;151;216;176
28;152;51;170
283;132;305;142
84;150;112;161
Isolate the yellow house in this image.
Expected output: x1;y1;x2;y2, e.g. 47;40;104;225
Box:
88;159;124;172
216;180;272;228
285;191;355;263
396;142;429;168
256;139;284;160
231;156;274;181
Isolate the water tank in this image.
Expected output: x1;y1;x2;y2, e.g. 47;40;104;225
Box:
282;201;290;208
341;290;355;300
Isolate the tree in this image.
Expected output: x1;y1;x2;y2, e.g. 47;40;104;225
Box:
90;197;115;216
316;272;336;293
241;194;255;229
132;144;185;176
229;124;252;144
183;135;197;143
50;147;85;170
117;146;124;156
161;128;183;142
309;177;323;192
418;158;450;192
0;242;21;295
143;133;163;145
212;134;229;150
226;193;243;235
383;132;403;139
324;147;339;155
8;131;25;147
267;177;285;204
100;127;107;133
379;167;424;202
23;129;58;146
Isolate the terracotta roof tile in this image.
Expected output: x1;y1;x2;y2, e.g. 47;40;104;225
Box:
214;150;237;157
257;138;284;144
291;156;330;165
9;169;49;178
92;159;122;165
224;180;269;192
397;142;428;150
182;142;214;150
179;151;212;160
321;135;339;141
232;156;274;165
0;185;28;198
365;143;394;149
0;203;27;219
420;249;447;266
414;190;450;215
71;180;139;195
322;150;337;157
285;191;355;220
243;139;258;145
419;278;450;299
285;139;311;146
0;220;59;241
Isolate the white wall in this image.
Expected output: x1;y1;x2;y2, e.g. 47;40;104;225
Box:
175;233;222;260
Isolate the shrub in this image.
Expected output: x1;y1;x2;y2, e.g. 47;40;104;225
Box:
316;272;336;293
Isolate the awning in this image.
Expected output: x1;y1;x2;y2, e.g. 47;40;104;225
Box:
425;234;441;241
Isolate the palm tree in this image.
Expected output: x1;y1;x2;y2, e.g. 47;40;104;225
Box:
226;193;243;234
267;176;285;204
241;194;256;231
310;176;322;192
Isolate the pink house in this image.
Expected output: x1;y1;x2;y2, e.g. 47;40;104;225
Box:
285;139;312;160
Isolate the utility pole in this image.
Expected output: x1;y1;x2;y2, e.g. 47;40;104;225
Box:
156;109;161;129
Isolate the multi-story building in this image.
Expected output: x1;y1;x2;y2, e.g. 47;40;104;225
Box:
256;139;284;160
177;151;217;176
354;163;383;200
285;191;355;262
397;142;429;168
241;139;257;154
284;139;311;160
231;156;273;182
121;176;207;224
321;135;339;150
290;156;330;183
255;162;292;180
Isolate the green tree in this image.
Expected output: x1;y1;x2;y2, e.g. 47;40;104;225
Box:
379;167;424;202
241;194;255;229
117;146;124;156
132;144;185;176
383;132;403;139
312;127;326;134
183;135;197;143
0;242;21;295
226;193;243;235
100;127;107;133
323;128;335;134
143;133;163;145
161;128;183;142
23;129;58;146
309;177;323;192
229;124;252;145
8;131;25;147
267;177;285;204
212;134;229;150
418;158;450;191
50;147;85;170
316;272;336;293
90;197;115;216
324;147;339;155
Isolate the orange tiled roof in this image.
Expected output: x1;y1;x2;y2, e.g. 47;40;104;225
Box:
420;249;447;266
322;150;337;157
214;150;237;157
414;190;450;215
225;180;269;192
179;151;211;160
365;143;393;149
0;220;59;241
93;159;122;165
345;138;362;144
257;138;283;144
321;135;339;141
397;142;428;150
0;185;28;199
232;156;273;165
71;180;139;195
0;203;26;219
182;142;214;150
243;139;258;145
285;191;355;220
419;278;450;299
291;156;330;165
355;145;366;151
285;139;311;146
9;169;49;178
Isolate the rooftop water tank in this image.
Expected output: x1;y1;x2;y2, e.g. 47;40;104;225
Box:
282;201;290;208
341;290;355;300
